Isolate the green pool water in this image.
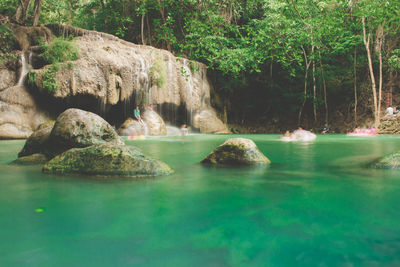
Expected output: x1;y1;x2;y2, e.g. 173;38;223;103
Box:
1;134;400;266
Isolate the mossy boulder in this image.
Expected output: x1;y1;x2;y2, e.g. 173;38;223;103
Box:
47;108;124;157
43;144;173;177
201;138;270;166
374;152;400;169
13;153;47;165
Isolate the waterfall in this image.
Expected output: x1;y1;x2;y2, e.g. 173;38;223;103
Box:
143;122;149;136
17;51;33;86
182;59;195;125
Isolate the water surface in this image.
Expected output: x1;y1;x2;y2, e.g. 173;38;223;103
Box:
1;135;400;266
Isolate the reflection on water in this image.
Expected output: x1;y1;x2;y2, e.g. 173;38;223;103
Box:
2;135;400;265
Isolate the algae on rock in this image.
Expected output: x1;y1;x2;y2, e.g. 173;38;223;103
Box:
43;144;173;177
202;138;270;166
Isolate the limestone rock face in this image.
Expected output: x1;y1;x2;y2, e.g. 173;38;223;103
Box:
0;86;51;139
202;138;270;166
47;108;124;156
117;118;145;136
142;109;166;135
18;126;52;157
0;24;228;139
43;144;173;177
193;109;230;134
374;151;400;169
378;116;400;134
0;69;16;91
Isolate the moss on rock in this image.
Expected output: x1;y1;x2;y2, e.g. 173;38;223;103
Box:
13;153;47;165
201;138;270;166
43;144;173;177
374;151;400;169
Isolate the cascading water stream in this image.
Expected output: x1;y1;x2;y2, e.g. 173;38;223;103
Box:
17;51;33;86
182;59;198;125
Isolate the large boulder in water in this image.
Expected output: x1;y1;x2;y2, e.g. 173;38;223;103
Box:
193;109;230;134
17;108;124;158
201;138;270;166
142;109;166;135
374;151;400;169
47;108;124;157
117;118;145;136
18;126;52;157
43;144;173;177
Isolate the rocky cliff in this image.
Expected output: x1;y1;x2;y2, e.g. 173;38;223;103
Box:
0;24;228;139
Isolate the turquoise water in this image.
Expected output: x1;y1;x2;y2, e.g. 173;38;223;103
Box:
1;134;400;266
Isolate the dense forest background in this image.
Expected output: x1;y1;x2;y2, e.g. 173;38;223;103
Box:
1;0;400;132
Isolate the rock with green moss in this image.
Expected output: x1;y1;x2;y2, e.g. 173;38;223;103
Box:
13;153;47;165
201;138;270;166
43;144;173;177
374;152;400;169
47;108;124;157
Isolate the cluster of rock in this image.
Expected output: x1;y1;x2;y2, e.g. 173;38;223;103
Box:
378;115;400;134
117;108;166;136
15;108;173;178
0;24;228;140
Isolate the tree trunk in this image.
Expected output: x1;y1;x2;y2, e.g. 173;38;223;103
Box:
353;48;358;124
146;14;152;46
298;46;311;125
312;45;317;123
319;51;328;125
376;21;385;120
14;0;32;24
32;0;42;26
141;13;146;45
362;18;379;126
156;0;172;51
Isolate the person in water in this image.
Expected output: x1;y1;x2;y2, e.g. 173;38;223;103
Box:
180;124;189;136
322;124;329;134
134;106;144;125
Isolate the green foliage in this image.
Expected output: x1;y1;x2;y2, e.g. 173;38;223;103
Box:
41;37;79;65
189;60;200;73
389;49;400;70
42;64;60;93
0;24;17;64
27;70;37;86
150;56;167;88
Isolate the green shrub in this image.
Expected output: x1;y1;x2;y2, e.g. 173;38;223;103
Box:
27;70;37;86
42;64;60;93
0;24;17;64
189;60;199;73
41;37;79;64
150;56;167;88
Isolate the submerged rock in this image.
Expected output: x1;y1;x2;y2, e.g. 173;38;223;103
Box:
43;144;173;177
374;152;400;169
142;109;166;135
201;138;270;166
13;153;47;164
47;108;124;156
